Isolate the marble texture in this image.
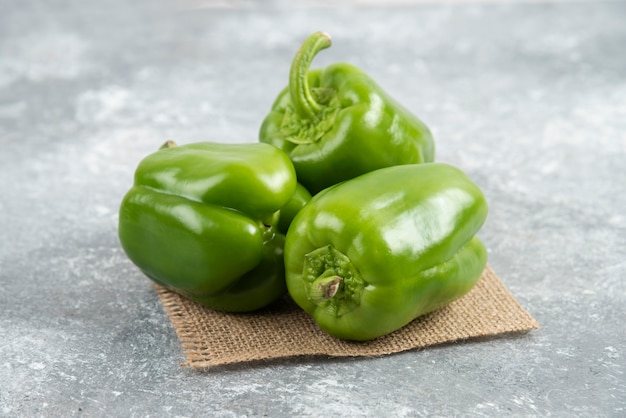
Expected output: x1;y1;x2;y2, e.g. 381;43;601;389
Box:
1;0;624;416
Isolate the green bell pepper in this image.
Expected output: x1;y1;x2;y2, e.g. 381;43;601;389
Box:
260;31;435;194
276;182;312;235
284;163;488;340
118;141;306;312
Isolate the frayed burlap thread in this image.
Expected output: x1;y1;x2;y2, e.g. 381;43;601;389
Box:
156;265;538;368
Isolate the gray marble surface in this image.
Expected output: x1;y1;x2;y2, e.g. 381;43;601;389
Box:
1;0;625;416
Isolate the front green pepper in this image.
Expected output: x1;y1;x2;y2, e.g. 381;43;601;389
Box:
285;163;488;340
260;31;435;194
118;141;303;312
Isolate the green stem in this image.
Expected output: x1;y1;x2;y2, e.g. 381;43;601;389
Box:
308;275;343;304
289;31;332;121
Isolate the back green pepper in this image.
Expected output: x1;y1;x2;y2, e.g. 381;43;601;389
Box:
284;163;488;340
260;31;435;194
276;182;312;235
118;141;305;312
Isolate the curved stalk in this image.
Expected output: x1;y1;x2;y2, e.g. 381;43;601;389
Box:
289;32;332;121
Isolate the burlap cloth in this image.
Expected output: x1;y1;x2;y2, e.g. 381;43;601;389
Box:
155;265;538;368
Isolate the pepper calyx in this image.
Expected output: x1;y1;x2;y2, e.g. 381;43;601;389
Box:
303;245;364;317
279;99;339;145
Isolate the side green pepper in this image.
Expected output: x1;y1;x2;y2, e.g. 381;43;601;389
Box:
260;31;435;194
284;163;488;340
118;141;305;312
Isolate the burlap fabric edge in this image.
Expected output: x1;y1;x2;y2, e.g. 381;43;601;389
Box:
156;265;538;368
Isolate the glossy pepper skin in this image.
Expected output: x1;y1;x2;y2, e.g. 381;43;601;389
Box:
260;31;435;194
284;163;488;341
118;142;307;312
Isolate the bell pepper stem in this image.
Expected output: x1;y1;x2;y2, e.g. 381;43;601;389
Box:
309;275;343;303
159;139;177;149
303;245;364;316
289;31;332;121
